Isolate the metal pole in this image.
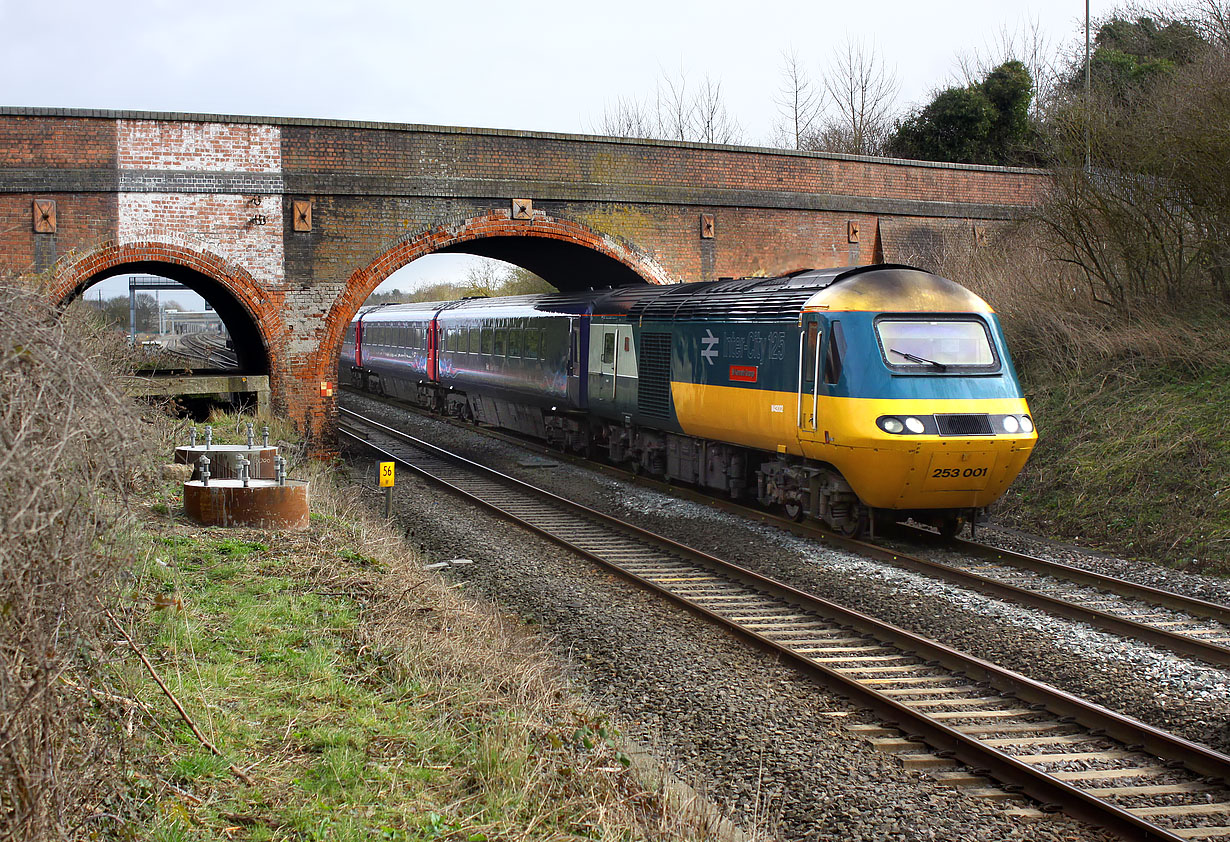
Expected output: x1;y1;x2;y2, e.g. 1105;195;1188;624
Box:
128;279;136;345
1085;0;1092;171
384;485;392;520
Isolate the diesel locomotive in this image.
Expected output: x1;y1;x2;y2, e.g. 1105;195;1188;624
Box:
340;264;1036;536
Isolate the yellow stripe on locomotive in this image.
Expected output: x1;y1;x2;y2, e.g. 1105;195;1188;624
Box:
670;381;1035;511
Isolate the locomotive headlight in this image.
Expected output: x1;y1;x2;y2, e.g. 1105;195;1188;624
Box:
1002;415;1020;434
1019;415;1034;433
880;417;905;434
904;416;925;434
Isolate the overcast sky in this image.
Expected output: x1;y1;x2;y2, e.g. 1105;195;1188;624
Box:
2;0;1108;306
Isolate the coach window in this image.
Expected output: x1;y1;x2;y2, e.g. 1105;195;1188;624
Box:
525;328;539;360
602;331;616;365
465;326;476;354
480;327;492;354
509;326;522;358
493;327;507;357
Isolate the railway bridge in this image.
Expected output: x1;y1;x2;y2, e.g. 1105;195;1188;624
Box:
0;107;1048;440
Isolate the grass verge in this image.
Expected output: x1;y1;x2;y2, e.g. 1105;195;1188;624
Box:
936;230;1230;574
992;358;1230;574
110;411;711;842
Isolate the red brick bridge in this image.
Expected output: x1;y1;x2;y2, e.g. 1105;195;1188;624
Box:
0;108;1048;440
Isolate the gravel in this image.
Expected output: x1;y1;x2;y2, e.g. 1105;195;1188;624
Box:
971;523;1230;607
339;392;1230;839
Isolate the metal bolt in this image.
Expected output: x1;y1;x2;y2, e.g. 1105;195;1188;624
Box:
204;425;213;450
246;423;254;448
275;455;285;486
238;454;250;488
262;425;269;447
189;427;197;447
198;454;211;487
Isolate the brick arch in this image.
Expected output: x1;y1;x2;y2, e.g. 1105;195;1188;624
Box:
317;210;672;381
51;239;284;373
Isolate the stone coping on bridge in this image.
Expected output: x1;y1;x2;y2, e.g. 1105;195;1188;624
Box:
0;106;1046;176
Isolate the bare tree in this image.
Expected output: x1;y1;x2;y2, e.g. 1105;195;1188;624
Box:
595;64;742;145
773;48;823;149
820;37;900;156
655;64;694;142
691;74;742;144
597;94;658;139
1192;0;1230;48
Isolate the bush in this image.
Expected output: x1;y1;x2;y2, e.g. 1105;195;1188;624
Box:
0;279;152;840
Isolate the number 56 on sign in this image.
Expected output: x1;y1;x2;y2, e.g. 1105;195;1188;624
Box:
379;462;395;487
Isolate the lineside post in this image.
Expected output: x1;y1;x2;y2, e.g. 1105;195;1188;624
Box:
379;461;395;519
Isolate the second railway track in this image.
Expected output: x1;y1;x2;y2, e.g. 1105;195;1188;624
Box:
339;406;1230;842
341;387;1230;669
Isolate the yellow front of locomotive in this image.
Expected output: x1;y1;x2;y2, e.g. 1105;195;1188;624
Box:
794;268;1037;513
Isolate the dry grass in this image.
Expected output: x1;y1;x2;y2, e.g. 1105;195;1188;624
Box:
0;280;157;840
930;226;1230;569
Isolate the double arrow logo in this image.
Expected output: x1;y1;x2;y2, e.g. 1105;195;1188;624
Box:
701;329;719;364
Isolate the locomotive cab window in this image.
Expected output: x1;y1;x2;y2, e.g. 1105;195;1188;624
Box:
824;321;845;385
875;318;998;372
802;322;819;384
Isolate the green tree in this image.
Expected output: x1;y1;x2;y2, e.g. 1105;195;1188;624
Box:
1070;15;1206;103
888;60;1033;165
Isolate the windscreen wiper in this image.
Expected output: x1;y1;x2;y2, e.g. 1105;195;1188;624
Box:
890;348;947;371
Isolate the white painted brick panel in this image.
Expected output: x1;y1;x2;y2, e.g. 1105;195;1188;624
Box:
117;120;280;172
118;193;285;284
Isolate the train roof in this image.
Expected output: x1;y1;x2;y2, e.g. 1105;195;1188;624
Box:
351;264;989;325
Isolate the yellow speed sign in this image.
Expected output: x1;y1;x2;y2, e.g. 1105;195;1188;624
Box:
379;461;395;487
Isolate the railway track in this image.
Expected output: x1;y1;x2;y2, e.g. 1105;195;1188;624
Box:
167;332;239;368
339;406;1230;842
338;388;1230;669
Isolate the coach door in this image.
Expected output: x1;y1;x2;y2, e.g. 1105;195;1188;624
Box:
797;315;821;433
427;318;439;380
594;324;618;402
566;316;587;406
